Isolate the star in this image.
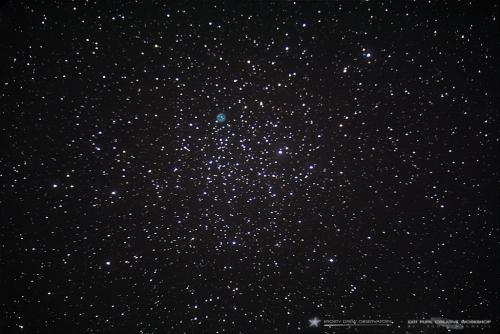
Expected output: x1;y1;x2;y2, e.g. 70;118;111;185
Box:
309;317;321;327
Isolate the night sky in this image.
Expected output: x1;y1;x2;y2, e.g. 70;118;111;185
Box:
1;1;499;333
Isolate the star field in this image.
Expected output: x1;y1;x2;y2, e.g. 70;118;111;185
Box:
1;1;499;333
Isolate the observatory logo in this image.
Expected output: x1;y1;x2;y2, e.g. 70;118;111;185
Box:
308;317;321;327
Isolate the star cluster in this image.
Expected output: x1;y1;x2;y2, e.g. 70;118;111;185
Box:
1;1;499;333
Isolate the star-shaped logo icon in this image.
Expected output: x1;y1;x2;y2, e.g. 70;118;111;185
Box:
309;317;321;327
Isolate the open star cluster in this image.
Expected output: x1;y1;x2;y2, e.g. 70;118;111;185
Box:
1;1;499;333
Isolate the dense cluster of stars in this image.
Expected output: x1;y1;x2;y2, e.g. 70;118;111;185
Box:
1;1;499;333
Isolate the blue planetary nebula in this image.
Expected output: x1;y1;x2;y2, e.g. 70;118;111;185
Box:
216;113;226;123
